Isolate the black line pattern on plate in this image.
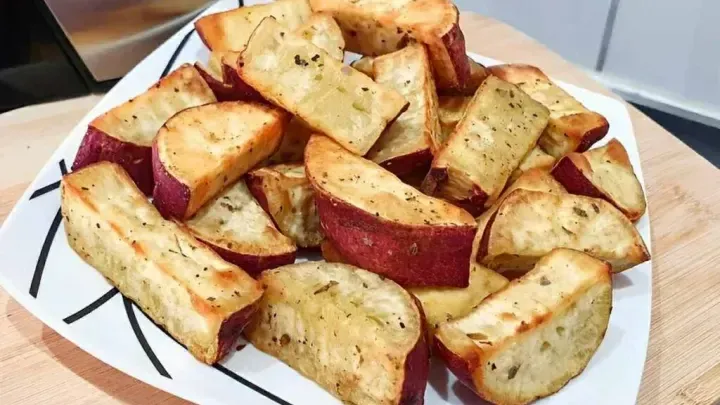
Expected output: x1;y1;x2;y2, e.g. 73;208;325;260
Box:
123;297;172;379
29;181;60;200
214;364;294;405
29;208;63;298
29;159;67;200
63;288;119;324
160;28;196;79
136;305;295;405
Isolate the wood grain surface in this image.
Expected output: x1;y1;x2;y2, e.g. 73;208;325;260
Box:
1;12;719;405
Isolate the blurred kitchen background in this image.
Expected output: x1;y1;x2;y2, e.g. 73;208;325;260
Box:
1;0;718;166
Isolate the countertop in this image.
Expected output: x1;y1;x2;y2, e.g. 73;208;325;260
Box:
1;12;719;405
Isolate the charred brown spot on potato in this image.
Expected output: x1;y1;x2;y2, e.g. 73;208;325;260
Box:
573;206;589;217
556;326;566;336
280;333;291;346
507;364;521;380
314;280;339;295
467;332;489;341
541;341;551;352
540;276;551;286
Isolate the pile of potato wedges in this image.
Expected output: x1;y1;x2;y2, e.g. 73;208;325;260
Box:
61;1;650;404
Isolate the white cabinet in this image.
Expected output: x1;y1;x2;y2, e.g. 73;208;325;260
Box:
601;0;720;125
453;0;613;69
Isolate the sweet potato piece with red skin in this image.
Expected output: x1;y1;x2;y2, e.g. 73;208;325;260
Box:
308;0;471;93
367;44;439;177
551;139;647;221
246;261;429;405
152;102;287;219
306;136;477;288
181;180;297;277
551;157;606;200
72;64;216;195
423;76;549;215
435;249;613;405
62;162;262;364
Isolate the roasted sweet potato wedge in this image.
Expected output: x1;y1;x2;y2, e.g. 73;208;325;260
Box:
246;261;429;405
422;75;550;215
508;145;557;184
477;189;650;273
366;44;439;176
306;135;477;288
182;180;296;277
152;101;288;219
309;0;471;92
474;169;567;279
61;162;263;364
489;64;609;157
435;249;612;405
195;0;312;51
72;64;216;195
208;14;345;104
235;17;408;156
247;163;323;248
552;138;647;221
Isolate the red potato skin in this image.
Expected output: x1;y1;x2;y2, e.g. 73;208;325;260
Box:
194;62;238;102
215;301;260;363
200;239;296;278
151;139;191;219
434;337;479;393
72;126;154;195
380;149;434;178
245;174;272;215
399;295;431;405
314;191;475;288
435;22;472;94
222;63;263;101
550;156;607;200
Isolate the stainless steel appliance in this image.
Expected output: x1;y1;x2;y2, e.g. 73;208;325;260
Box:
0;0;220;112
42;0;215;82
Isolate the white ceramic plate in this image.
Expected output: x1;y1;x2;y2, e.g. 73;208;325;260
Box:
0;1;651;404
